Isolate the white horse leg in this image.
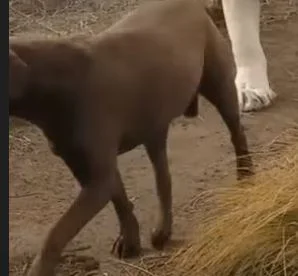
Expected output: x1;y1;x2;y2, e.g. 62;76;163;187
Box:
221;0;276;112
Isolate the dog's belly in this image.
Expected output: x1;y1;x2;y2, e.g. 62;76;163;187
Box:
118;139;141;155
117;122;166;155
118;131;144;155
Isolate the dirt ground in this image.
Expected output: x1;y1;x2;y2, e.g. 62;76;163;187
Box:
9;4;298;276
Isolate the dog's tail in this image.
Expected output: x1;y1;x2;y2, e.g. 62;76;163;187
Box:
183;93;199;118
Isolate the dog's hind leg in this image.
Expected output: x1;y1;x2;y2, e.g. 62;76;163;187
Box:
199;19;254;180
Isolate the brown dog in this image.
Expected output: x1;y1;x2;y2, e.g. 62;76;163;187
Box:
9;0;253;275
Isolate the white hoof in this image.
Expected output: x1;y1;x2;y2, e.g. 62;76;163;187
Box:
239;85;277;112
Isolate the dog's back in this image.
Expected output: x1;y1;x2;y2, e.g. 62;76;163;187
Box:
9;0;235;147
84;0;211;126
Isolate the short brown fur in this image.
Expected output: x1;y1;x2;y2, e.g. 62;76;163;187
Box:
9;0;253;275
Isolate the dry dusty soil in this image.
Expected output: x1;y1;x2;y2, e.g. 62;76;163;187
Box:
9;9;298;276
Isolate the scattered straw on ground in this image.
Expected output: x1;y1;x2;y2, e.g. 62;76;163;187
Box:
9;0;298;39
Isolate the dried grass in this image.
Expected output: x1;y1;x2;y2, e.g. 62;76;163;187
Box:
9;0;298;39
261;0;298;24
169;168;297;275
9;0;147;37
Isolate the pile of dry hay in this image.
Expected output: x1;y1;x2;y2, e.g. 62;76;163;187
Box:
161;128;298;276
